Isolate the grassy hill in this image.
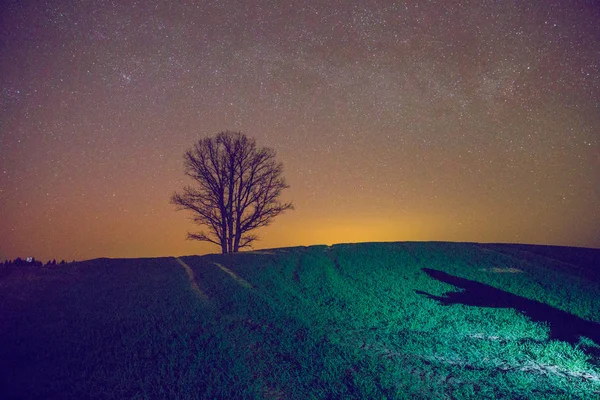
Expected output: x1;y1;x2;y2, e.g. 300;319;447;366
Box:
1;242;599;399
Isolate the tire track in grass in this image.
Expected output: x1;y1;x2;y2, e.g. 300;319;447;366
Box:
212;262;253;289
176;258;283;398
208;262;289;399
174;257;208;300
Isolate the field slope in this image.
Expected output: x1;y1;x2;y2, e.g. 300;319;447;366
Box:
1;242;599;399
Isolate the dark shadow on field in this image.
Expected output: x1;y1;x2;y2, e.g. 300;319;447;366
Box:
416;268;600;349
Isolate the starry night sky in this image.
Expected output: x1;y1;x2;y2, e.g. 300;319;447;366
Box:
1;0;599;262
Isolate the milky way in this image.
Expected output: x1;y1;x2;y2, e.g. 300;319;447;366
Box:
1;0;599;261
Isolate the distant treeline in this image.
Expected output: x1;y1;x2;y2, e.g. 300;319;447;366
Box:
1;258;74;277
2;257;73;267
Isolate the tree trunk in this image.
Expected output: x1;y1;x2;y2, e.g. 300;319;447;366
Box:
233;229;241;252
220;201;228;254
228;220;234;253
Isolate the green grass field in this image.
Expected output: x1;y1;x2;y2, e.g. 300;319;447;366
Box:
1;242;599;399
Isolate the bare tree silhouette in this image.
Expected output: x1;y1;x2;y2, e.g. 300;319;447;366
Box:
171;131;293;254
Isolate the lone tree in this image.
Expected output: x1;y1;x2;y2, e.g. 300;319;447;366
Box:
171;131;293;254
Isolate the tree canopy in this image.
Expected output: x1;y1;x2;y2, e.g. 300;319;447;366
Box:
171;131;293;253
